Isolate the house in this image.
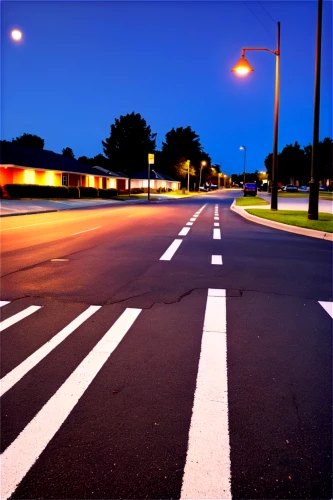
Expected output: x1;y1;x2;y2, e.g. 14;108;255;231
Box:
131;169;181;191
0;142;129;191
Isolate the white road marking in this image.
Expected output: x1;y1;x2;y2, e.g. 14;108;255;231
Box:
190;218;196;221
72;226;101;236
180;288;231;499
214;217;219;221
319;301;333;319
186;222;193;226
211;255;223;265
0;306;42;333
0;301;10;308
0;207;22;212
160;239;183;261
214;222;220;227
0;306;101;397
51;259;69;262
213;228;221;239
0;308;142;500
179;227;190;236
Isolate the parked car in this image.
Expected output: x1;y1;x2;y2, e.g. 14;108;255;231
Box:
243;183;257;196
283;184;298;192
298;185;309;192
319;185;328;191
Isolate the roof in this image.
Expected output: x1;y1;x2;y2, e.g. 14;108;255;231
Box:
0;142;128;178
131;168;178;182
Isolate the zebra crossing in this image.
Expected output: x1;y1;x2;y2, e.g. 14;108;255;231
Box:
1;295;332;500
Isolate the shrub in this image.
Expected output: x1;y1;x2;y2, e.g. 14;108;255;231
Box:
79;187;98;198
4;184;69;198
130;188;144;194
68;186;80;198
98;188;118;198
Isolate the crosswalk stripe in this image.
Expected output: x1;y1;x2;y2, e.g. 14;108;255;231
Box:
0;306;42;333
0;301;10;308
181;289;231;499
319;301;333;319
0;307;142;500
0;305;101;397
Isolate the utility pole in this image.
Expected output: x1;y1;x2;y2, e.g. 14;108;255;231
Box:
308;0;323;220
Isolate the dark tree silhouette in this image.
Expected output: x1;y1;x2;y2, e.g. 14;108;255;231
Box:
12;133;44;149
102;112;157;178
62;147;75;158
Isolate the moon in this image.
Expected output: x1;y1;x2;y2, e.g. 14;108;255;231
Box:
11;29;23;41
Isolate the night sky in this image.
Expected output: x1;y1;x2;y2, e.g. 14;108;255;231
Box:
1;1;332;175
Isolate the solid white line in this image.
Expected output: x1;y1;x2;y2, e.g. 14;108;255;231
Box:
180;289;231;499
319;301;333;319
214;222;220;227
214;217;219;221
72;226;101;236
179;227;190;236
186;222;193;226
190;218;196;222
51;259;69;262
0;307;142;500
213;228;221;239
211;255;223;265
0;306;42;333
0;306;101;397
160;239;183;261
0;301;10;308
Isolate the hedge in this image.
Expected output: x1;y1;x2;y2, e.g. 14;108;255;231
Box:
68;186;80;198
98;188;118;198
79;187;98;198
4;184;69;198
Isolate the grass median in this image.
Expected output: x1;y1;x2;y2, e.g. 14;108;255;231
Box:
246;209;333;233
236;197;269;206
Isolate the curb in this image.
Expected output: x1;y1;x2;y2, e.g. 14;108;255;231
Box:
0;209;59;218
230;200;333;241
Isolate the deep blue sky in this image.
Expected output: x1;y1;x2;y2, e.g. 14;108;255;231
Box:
1;1;332;174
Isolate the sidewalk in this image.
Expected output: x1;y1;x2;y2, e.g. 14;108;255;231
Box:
259;193;333;214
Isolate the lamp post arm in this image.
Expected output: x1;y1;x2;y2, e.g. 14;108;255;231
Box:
242;47;279;57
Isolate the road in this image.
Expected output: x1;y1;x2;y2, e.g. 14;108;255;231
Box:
0;190;332;500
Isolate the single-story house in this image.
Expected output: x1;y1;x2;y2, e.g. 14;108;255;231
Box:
131;169;181;191
0;142;129;191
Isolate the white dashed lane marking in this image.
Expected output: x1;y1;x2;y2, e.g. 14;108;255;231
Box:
211;255;223;265
179;227;190;236
213;228;221;239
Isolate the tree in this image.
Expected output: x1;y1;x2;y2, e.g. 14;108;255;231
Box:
78;156;90;165
11;133;44;149
102;112;157;178
159;126;211;187
62;147;75;158
304;137;333;182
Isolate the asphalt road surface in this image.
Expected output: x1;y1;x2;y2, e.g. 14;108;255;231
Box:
0;190;332;500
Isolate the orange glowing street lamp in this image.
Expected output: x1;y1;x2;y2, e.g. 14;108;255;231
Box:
232;22;281;210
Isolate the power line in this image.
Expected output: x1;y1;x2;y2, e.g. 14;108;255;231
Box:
243;1;273;37
258;1;277;24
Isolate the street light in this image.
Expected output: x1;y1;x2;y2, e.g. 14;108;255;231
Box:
232;22;281;210
199;161;206;191
239;146;246;186
11;29;23;42
186;160;191;192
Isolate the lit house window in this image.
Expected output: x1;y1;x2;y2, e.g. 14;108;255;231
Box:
24;169;35;184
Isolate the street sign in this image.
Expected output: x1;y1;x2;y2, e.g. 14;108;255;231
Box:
148;154;154;164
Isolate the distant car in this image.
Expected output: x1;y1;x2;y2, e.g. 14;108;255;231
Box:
243;183;257;196
283;184;298;192
299;185;309;192
319;185;328;191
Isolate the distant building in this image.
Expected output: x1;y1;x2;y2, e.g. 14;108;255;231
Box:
131;169;180;191
0;142;128;191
